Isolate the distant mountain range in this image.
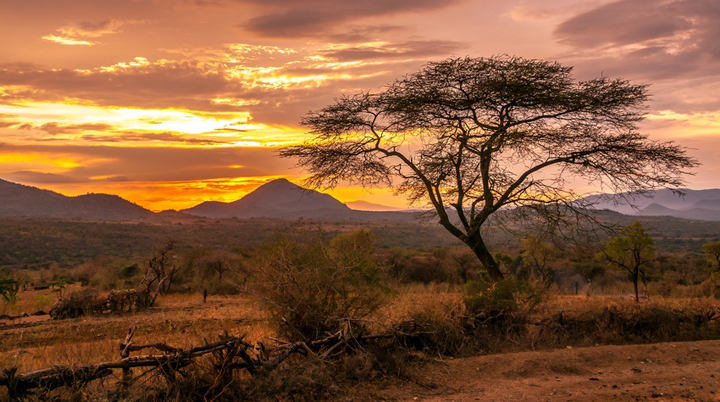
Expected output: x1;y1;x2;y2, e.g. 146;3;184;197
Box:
0;178;153;220
583;188;720;221
1;177;718;222
0;177;412;221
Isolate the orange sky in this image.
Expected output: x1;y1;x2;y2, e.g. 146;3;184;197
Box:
1;0;719;211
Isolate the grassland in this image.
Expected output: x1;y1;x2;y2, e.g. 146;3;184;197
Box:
3;283;720;401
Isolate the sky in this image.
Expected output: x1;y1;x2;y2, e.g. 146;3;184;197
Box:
1;0;719;211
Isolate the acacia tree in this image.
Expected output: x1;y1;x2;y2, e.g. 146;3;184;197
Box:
281;56;697;281
597;221;655;302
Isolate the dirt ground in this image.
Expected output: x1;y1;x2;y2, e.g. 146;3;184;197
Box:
378;340;720;402
3;292;720;401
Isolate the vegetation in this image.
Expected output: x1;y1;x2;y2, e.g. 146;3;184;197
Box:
282;55;697;281
703;240;720;269
3;219;720;400
250;230;388;342
0;280;17;304
597;221;656;302
520;236;556;283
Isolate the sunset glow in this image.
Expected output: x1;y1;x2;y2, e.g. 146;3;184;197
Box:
2;0;720;210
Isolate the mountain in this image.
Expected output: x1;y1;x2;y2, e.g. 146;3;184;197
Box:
182;178;353;218
0;178;153;220
690;199;720;210
582;188;720;221
346;200;405;212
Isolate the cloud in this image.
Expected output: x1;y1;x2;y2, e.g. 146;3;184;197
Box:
552;0;720;115
0;144;298;183
507;5;554;22
555;0;720;62
0;59;231;110
81;132;229;145
321;40;464;62
5;171;88;184
42;18;146;46
17;122;113;135
0;41;457;125
41;35;95;46
327;25;405;43
238;0;463;38
59;18;143;38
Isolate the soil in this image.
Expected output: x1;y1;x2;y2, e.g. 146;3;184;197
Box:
378;340;720;402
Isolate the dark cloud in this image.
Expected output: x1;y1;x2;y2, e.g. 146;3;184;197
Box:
0;144;298;182
327;25;405;43
321;40;464;62
0;60;231;110
17;122;113;135
239;0;463;38
553;0;720;95
0;48;447;126
555;0;720;59
5;171;88;184
80;132;229;145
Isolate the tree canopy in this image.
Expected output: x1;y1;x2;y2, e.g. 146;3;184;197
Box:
597;221;656;301
703;241;720;270
281;56;698;280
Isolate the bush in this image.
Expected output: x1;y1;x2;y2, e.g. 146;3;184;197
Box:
49;289;100;319
250;230;389;342
538;300;720;346
394;296;470;356
463;275;545;318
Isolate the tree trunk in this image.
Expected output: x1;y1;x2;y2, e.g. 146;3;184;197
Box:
466;234;504;281
633;269;639;302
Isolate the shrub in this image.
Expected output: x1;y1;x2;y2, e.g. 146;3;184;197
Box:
394;296;470;356
49;289;100;319
33;294;53;312
250;230;389;342
463;275;545;318
538;300;720;346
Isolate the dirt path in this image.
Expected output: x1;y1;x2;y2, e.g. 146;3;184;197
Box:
382;340;720;401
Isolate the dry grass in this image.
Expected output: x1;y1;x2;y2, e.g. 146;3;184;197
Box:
0;293;270;375
3;284;720;401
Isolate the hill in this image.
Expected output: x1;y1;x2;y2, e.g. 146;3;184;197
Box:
182;178;353;218
582;188;720;221
0;178;153;221
346;200;405;211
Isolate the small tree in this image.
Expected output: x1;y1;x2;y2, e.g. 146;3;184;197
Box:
48;275;74;300
0;279;18;304
140;241;179;306
703;241;720;270
282;56;697;282
521;236;556;284
451;248;478;283
572;260;606;296
597;221;655;302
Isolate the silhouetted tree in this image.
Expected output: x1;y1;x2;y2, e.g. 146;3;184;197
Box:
451;248;477;283
141;241;178;305
282;56;697;281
